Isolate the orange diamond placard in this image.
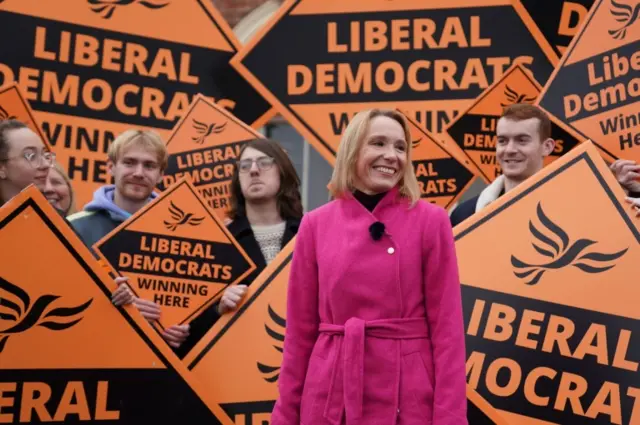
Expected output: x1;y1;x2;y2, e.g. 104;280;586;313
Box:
0;82;52;151
0;185;233;424
231;0;558;165
0;0;273;207
402;110;478;208
537;0;640;163
444;63;584;183
158;94;264;219
455;140;640;424
93;178;256;330
517;0;596;57
185;242;294;424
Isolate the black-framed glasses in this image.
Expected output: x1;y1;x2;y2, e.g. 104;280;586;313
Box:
236;156;275;173
0;149;56;169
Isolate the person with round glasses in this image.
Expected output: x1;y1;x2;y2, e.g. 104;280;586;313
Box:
0;119;55;206
176;138;303;358
0;118;136;307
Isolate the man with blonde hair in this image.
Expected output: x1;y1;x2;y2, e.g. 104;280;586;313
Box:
68;129;189;346
69;129;167;246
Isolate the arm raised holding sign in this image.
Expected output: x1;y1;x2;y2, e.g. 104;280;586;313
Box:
176;139;303;358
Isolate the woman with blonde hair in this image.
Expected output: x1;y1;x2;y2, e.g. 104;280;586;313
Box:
44;162;76;216
271;109;468;424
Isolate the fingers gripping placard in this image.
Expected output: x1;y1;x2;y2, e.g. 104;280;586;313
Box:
0;186;233;424
455;141;640;424
93;178;256;330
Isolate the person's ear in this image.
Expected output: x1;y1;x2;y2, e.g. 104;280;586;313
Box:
542;138;556;157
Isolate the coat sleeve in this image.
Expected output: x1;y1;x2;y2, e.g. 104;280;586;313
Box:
424;207;469;425
271;214;320;425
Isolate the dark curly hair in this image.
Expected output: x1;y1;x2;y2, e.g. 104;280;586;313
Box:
228;138;303;221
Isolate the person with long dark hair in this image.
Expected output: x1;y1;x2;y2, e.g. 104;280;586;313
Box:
177;138;303;357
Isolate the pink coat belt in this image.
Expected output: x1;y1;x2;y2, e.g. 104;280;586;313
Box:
318;317;430;425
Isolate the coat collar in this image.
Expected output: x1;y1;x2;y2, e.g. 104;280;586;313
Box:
475;175;506;212
340;186;406;222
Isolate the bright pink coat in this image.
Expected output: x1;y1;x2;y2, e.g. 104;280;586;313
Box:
271;187;468;425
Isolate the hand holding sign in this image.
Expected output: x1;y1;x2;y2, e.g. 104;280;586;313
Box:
93;178;256;331
163;324;191;349
218;284;248;315
610;159;640;193
110;276;135;306
624;197;640;217
133;297;162;322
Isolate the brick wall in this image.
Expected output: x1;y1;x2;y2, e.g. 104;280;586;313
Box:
211;0;281;28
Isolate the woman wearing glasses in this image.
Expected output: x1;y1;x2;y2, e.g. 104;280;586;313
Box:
0;118;135;307
0;119;55;206
177;138;303;357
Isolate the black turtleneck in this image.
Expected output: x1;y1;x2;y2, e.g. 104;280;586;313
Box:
353;190;386;212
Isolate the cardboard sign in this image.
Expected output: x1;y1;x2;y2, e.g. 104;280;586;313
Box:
93;178;256;330
0;185;233;424
185;237;510;424
444;63;583;183
455;140;640;424
402;110;478;208
518;0;596;56
231;0;558;166
537;0;640;163
0;1;274;208
185;241;294;424
158;94;264;218
0;82;52;151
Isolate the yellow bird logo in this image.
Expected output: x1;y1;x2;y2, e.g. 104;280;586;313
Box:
163;201;205;232
87;0;170;19
0;276;93;353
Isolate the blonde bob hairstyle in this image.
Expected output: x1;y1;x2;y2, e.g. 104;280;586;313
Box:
328;108;420;206
107;129;168;171
50;162;77;216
